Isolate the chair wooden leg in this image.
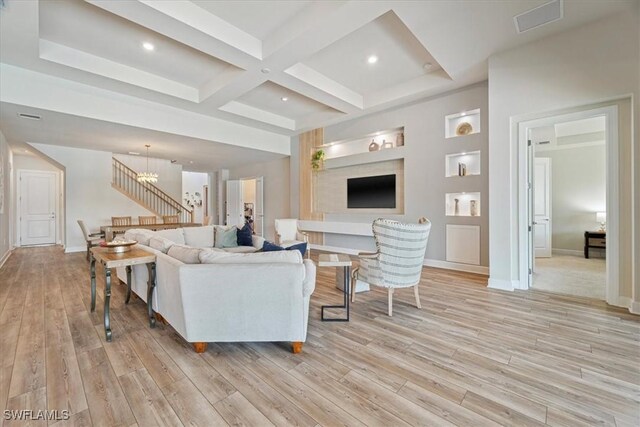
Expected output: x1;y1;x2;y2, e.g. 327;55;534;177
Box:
291;342;303;354
414;285;422;309
388;288;394;316
350;268;358;303
193;342;208;353
86;242;91;261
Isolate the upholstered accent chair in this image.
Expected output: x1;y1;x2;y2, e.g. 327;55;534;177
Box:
111;216;132;226
162;215;179;224
275;219;310;258
351;218;431;316
77;220;104;261
138;215;157;225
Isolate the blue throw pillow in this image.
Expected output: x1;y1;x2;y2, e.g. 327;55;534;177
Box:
262;241;307;256
237;223;253;246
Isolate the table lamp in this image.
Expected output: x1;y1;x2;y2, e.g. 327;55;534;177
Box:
596;212;606;231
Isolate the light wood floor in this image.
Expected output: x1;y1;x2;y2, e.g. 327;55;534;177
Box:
1;246;639;427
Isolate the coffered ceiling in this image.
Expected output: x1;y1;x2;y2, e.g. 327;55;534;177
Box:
0;0;634;166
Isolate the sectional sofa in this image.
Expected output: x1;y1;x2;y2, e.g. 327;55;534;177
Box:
116;226;316;353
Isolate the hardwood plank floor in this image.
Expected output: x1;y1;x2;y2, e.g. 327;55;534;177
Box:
0;246;638;426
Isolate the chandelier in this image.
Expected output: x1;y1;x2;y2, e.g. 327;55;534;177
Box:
137;144;158;183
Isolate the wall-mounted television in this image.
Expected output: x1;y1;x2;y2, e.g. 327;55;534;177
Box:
347;174;396;209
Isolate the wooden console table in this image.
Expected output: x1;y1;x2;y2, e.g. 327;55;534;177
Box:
584;231;606;259
90;246;156;341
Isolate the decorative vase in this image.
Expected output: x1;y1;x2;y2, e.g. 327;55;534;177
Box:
454;198;460;216
396;132;404;147
368;140;380;152
470;200;478;216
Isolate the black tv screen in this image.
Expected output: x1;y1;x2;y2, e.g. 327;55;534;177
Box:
347;174;396;208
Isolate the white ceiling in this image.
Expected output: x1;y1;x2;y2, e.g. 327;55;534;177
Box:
0;0;635;167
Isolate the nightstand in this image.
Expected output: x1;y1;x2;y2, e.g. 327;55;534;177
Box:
584;231;606;259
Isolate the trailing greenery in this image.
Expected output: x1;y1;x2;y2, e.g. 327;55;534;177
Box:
311;149;325;170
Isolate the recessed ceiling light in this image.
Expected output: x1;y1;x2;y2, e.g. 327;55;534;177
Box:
367;55;378;64
423;62;433;70
18;113;41;120
189;161;194;164
128;151;140;155
461;112;466;117
281;97;289;102
142;42;155;51
261;68;271;74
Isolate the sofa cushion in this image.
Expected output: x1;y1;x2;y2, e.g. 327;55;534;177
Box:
223;246;258;253
149;236;176;254
154;228;185;244
236;223;253;246
167;244;201;264
123;228;156;246
214;226;238;248
252;235;266;249
183;226;214;248
199;249;302;264
263;241;308;257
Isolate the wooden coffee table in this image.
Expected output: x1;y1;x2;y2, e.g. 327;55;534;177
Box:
318;253;352;322
89;246;156;341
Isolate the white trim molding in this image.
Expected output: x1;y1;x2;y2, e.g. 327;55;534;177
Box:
629;300;640;315
0;249;13;269
423;258;488;275
551;248;585;257
487;278;518;292
64;246;87;254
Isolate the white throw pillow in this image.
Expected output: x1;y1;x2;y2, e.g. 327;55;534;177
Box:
154;228;185;244
149;236;176;254
199;249;302;264
167;244;201;264
251;235;266;249
183;226;214;248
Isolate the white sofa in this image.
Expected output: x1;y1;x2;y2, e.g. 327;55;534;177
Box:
117;226;316;354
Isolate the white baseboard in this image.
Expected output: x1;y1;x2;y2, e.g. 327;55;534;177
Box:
64;246;86;254
0;249;13;269
551;248;583;256
487;278;518;292
423;259;489;275
629;300;640;315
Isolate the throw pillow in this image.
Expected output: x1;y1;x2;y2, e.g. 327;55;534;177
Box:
149;236;175;254
236;223;253;246
167;244;201;264
154;228;185;245
183;226;214;248
262;241;307;257
215;226;238;248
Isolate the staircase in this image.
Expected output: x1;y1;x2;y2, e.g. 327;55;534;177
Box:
112;158;193;223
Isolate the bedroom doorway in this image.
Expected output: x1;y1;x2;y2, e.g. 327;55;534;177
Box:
518;104;618;302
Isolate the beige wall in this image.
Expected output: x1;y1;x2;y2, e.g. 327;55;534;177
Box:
487;9;639;306
0;130;12;265
228;157;290;242
536;144;606;253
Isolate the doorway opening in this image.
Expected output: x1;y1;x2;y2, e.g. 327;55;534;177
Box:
182;171;209;224
518;104;618;302
530;115;606;299
17;169;63;247
225;177;264;237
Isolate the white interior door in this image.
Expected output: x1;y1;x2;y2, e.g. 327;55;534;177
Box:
225;180;243;227
255;176;264;237
19;170;57;246
534;157;552;258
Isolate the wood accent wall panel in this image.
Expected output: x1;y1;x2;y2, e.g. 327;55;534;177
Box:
299;128;324;245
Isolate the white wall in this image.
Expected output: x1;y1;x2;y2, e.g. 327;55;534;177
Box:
114;153;182;201
487;9;639;309
228;157;290;242
182;171;208;223
536;144;606;252
0;130;12;266
12;154;65;246
30;143;156;251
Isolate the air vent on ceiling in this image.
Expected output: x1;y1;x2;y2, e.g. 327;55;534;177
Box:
18;113;41;120
536;141;551;145
514;0;563;34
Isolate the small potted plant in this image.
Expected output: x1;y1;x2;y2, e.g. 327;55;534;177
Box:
311;149;325;171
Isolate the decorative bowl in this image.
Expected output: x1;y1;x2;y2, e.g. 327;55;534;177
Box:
100;240;137;253
456;122;473;136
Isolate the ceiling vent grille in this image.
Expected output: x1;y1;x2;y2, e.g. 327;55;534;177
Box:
18;113;41;120
514;0;563;34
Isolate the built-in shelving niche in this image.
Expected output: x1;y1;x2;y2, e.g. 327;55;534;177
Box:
445;109;480;139
445;151;481;177
445;192;481;217
322;126;404;160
